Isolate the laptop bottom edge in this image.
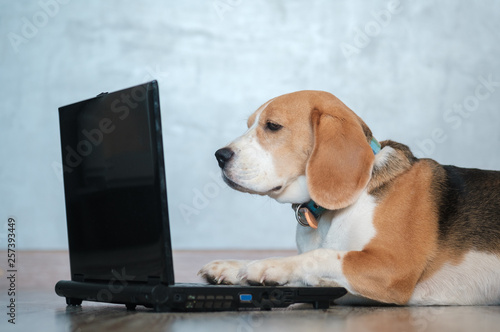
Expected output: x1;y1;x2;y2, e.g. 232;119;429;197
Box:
55;280;347;312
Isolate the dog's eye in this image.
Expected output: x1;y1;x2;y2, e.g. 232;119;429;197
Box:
266;121;283;132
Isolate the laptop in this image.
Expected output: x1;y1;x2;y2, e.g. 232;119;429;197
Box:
55;80;347;312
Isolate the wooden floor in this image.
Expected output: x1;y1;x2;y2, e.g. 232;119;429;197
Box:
1;251;500;332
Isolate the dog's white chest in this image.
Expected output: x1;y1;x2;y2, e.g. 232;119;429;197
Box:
296;191;377;253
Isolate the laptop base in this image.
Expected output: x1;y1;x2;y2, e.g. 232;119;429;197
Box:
55;280;347;312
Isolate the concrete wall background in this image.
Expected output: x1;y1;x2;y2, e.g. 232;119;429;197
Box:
1;0;499;250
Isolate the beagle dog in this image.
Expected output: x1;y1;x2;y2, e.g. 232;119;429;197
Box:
198;90;500;305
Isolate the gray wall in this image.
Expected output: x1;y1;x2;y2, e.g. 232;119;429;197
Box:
1;0;499;250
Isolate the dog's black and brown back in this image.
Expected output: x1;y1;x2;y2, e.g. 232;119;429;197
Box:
435;165;500;253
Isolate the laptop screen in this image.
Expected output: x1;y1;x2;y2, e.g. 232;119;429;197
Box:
58;81;175;285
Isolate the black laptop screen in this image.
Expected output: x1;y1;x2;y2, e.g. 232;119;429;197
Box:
58;81;174;285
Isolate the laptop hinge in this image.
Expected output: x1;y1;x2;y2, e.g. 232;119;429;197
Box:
147;276;162;285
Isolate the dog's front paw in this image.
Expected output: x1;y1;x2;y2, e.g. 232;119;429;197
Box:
198;260;249;285
238;257;300;286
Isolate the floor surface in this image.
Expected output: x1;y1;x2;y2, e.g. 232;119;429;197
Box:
1;251;499;332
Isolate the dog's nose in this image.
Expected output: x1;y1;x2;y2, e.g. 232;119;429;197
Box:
215;148;234;169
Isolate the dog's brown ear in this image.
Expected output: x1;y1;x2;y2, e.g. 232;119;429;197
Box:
306;109;375;210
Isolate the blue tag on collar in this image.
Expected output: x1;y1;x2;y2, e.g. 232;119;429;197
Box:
303;200;326;220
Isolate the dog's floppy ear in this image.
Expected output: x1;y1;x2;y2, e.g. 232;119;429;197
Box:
306;109;375;210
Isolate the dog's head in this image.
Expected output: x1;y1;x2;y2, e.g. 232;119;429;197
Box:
215;90;376;210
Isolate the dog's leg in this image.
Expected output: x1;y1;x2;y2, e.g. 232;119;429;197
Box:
238;249;351;288
242;248;420;304
200;249;418;304
198;260;250;285
240;248;420;304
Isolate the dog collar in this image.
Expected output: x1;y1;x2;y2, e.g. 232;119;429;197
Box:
293;201;326;228
370;137;381;154
294;137;381;229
